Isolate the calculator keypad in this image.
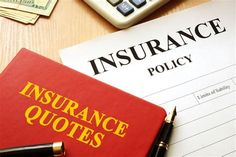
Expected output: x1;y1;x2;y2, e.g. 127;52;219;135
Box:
85;0;169;28
107;0;123;6
107;0;147;16
117;2;134;16
129;0;146;8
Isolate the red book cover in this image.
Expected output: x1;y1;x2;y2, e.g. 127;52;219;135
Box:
0;48;166;157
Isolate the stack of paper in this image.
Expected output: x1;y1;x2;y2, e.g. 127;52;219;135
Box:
60;1;236;156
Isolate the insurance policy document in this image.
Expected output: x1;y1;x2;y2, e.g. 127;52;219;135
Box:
60;1;236;156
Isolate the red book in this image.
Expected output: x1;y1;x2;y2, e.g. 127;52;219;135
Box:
0;48;166;157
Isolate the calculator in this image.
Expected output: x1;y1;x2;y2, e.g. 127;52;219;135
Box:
83;0;170;29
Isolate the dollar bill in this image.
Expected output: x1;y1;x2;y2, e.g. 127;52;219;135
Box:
0;12;35;24
0;7;39;24
0;0;58;16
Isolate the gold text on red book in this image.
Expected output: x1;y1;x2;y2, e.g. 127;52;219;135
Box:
19;81;129;148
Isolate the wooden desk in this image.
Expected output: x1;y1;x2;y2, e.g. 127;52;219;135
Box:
0;0;209;73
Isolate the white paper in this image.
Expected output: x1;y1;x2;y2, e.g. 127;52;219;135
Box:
60;1;236;156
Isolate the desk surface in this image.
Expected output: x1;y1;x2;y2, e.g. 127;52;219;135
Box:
0;0;209;73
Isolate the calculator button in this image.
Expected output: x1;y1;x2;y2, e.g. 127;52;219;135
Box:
107;0;123;6
129;0;146;8
117;2;134;16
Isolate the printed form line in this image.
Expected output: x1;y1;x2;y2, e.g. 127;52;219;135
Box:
143;64;235;99
182;134;236;157
222;150;236;157
179;90;236;113
175;104;236;128
170;118;236;145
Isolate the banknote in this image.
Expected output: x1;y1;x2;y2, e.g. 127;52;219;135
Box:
0;0;58;16
0;7;39;24
0;12;35;24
